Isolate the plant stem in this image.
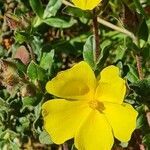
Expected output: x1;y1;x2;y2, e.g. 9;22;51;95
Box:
98;17;144;80
132;130;145;150
93;10;100;62
62;0;144;79
26;44;35;61
58;145;63;150
134;38;144;80
62;0;136;41
62;0;74;7
63;143;69;150
97;18;135;40
62;0;135;41
135;54;143;80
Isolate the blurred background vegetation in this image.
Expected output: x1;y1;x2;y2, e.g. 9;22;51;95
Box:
0;0;150;149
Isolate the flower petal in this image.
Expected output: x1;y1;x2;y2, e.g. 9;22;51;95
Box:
75;110;114;150
95;66;126;104
72;0;101;10
103;103;138;142
42;99;91;144
46;61;96;100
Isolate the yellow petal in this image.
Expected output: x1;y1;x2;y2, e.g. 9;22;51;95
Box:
95;66;126;104
103;103;138;142
75;110;114;150
42;99;91;144
72;0;101;10
46;61;96;100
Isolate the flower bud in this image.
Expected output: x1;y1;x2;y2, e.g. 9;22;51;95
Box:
20;84;36;97
0;59;19;87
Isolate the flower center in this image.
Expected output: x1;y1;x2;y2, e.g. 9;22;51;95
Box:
88;100;105;111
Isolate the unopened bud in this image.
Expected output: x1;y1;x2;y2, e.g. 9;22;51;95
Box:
20;84;36;97
0;59;19;87
13;46;30;65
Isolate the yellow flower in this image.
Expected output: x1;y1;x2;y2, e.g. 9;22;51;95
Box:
72;0;101;10
42;61;138;150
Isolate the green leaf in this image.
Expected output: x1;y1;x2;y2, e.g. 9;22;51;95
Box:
130;79;150;105
114;46;126;61
44;18;77;28
43;0;62;18
40;50;54;71
22;94;42;106
0;130;18;140
27;61;46;81
9;140;20;150
30;36;43;61
14;31;29;44
29;0;44;18
63;6;92;19
133;0;148;18
19;117;30;129
130;79;150;102
14;59;27;78
0;98;9;111
125;65;139;83
131;42;141;53
142;44;150;61
33;16;43;27
39;130;53;145
83;36;96;70
96;45;110;72
143;134;150;149
136;113;147;129
71;144;78;150
0;45;5;57
138;19;149;42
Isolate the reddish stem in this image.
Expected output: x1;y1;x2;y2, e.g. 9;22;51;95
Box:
93;10;100;62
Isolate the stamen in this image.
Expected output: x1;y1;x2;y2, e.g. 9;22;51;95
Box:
89;100;105;111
